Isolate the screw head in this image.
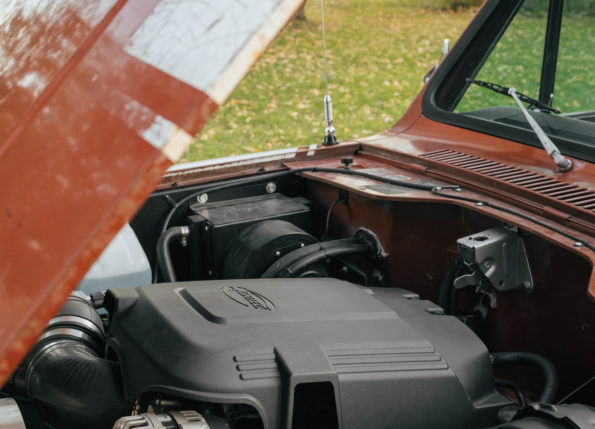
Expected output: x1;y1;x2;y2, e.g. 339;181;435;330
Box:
275;251;281;257
265;182;277;194
197;193;208;204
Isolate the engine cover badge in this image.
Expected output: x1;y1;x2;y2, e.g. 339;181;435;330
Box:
222;286;276;311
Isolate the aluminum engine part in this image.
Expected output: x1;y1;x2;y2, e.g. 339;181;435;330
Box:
113;410;209;429
0;398;26;429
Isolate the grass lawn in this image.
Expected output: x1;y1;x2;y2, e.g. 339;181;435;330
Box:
182;1;478;162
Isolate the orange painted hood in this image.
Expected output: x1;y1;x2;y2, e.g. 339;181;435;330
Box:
0;0;304;384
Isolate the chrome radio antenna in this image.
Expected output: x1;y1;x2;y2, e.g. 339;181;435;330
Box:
320;0;338;145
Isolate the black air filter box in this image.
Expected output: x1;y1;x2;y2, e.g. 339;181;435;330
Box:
187;193;310;279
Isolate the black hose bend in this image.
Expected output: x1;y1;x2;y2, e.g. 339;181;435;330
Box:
26;294;127;429
156;226;190;282
261;228;385;278
261;237;367;278
280;240;370;278
491;352;559;404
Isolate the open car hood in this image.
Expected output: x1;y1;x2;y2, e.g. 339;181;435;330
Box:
0;0;304;384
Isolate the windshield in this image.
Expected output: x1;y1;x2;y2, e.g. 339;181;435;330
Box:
427;0;595;160
457;1;594;116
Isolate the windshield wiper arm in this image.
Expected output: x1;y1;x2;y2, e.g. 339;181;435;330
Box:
508;88;573;171
466;78;561;114
467;78;572;172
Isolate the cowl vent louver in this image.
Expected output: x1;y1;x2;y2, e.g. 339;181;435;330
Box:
420;149;595;214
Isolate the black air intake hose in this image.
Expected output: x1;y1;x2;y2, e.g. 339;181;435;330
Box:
261;228;386;278
27;294;127;429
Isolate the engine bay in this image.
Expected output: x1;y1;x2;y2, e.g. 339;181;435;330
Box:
2;0;595;427
4;166;594;429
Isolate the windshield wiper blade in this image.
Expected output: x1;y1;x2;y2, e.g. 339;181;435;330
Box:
466;78;561;114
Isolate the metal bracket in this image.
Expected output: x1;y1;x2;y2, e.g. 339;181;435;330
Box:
455;226;533;293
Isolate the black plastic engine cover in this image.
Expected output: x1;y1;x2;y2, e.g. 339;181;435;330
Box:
106;279;509;429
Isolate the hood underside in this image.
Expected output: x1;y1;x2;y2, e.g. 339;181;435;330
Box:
0;0;304;385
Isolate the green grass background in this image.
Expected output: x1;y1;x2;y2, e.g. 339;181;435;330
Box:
182;1;593;162
457;10;595;114
183;1;478;162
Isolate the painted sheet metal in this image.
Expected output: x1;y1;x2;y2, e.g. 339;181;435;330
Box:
0;0;303;384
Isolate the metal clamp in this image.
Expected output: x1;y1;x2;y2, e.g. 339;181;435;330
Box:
113;410;210;429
